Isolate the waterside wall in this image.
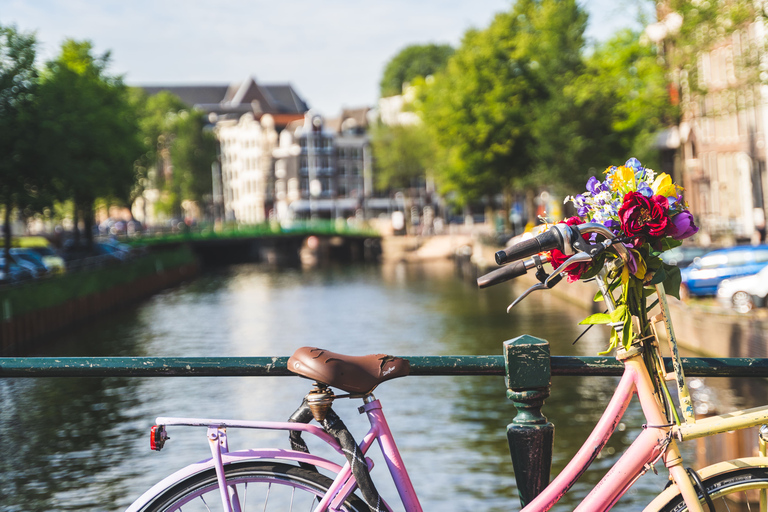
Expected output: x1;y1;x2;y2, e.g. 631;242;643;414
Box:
0;247;199;355
467;242;764;358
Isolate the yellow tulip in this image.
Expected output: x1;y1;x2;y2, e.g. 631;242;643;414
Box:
651;173;676;197
610;166;636;192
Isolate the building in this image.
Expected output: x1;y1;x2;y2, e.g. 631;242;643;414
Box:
140;77;308;225
272;109;374;221
142;77;308;121
654;8;768;243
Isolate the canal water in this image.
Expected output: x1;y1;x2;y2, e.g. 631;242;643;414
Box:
0;261;764;511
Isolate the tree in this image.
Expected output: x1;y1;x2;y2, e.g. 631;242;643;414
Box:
37;40;142;249
132;89;216;220
379;44;454;98
0;25;39;270
170;109;217;213
571;29;676;174
370;123;435;192
419;3;548;206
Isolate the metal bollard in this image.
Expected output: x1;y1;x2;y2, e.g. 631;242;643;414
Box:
504;335;554;507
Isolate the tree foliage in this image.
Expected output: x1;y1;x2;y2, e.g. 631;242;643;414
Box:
370;123;435;192
0;24;39;265
36;40;142;246
132;89;216;219
420;0;589;204
572;29;675;173
379;43;454;98
415;0;676;208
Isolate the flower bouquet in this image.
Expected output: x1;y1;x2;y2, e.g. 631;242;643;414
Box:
557;158;698;354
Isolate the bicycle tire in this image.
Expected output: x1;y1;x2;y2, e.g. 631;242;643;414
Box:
135;461;370;512
657;466;768;512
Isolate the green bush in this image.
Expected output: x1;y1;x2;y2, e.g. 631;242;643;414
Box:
0;246;197;319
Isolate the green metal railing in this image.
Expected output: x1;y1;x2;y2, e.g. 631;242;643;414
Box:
4;336;768;507
2;354;767;378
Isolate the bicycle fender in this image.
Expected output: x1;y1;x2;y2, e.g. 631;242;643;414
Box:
641;457;768;512
125;448;344;512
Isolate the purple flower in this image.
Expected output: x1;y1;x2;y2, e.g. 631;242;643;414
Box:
626;249;639;275
667;210;699;240
586;176;602;194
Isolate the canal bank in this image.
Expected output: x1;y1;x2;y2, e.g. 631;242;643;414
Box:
0;246;199;355
464;240;768;359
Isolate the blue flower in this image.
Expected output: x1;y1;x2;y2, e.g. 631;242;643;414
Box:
637;184;653;198
625;157;642;170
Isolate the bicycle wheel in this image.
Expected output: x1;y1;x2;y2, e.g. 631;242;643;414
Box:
658;466;768;512
136;461;370;512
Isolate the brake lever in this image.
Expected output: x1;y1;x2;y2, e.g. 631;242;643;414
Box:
507;281;548;312
545;252;595;287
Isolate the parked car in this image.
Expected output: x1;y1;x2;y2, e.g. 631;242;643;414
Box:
9;248;49;276
94;242;131;261
716;265;768;313
11;236;66;273
680;245;768;297
660;246;715;268
0;256;34;282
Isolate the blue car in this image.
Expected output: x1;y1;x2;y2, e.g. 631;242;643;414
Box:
680;245;768;297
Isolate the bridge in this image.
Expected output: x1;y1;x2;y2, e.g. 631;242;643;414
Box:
130;221;382;266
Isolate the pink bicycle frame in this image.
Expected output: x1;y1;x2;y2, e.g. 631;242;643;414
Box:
128;398;423;512
521;354;696;512
130;352;701;512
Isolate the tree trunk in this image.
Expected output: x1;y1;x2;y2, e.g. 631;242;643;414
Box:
83;198;94;252
525;189;537;228
73;202;81;248
502;188;513;232
3;203;11;275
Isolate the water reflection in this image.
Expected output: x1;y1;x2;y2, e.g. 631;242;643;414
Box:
0;261;765;511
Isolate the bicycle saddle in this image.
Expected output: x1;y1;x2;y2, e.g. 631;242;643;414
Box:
287;347;411;395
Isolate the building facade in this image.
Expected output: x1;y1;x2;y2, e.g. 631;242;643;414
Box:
656;9;768;243
272;110;373;221
141;77;308;226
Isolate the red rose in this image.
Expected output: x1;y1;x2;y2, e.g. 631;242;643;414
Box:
549;217;590;282
618;192;670;245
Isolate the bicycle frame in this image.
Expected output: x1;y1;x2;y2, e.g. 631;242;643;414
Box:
128;352;704;512
126;398;423;512
521;352;703;512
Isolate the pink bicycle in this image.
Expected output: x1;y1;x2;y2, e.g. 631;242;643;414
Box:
127;223;768;512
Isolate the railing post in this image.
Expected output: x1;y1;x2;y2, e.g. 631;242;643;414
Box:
504;335;554;507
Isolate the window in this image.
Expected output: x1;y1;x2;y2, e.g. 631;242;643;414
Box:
753;250;768;264
725;252;750;267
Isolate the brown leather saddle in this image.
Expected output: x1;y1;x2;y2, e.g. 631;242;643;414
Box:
287;347;411;395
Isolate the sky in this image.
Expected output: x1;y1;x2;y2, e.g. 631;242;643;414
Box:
2;0;649;116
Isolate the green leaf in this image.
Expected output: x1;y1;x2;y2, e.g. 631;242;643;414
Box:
646;265;666;286
598;329;621;355
621;317;633;349
609;304;629;322
580;254;606;280
647;254;664;270
579;312;612;325
662;264;682;299
659;238;683;252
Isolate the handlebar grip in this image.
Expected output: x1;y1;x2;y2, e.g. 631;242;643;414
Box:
476;260;528;289
495;227;564;265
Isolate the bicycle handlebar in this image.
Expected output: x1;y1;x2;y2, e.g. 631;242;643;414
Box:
480;222;630;290
494;224;573;265
477;260;528;289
